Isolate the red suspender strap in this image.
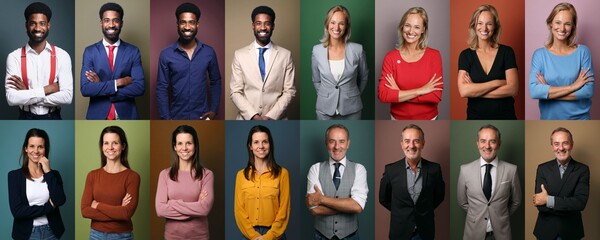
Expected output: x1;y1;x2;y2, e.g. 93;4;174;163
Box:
19;45;57;90
20;47;28;89
49;45;56;86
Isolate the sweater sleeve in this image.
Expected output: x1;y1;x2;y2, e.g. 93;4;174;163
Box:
169;170;215;217
377;52;399;103
573;46;594;99
81;170;113;221
155;169;189;220
263;169;291;240
96;170;140;220
45;170;66;207
529;49;551;99
410;49;443;103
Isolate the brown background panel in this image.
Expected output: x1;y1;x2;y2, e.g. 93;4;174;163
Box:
524;121;600;240
449;0;525;119
149;121;225;240
374;120;450;240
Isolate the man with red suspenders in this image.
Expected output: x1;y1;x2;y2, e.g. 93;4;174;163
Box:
5;2;73;120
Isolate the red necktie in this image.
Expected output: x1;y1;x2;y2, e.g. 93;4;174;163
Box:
106;45;116;120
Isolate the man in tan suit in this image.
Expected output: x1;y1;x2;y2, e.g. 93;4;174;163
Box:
230;5;296;120
457;124;521;240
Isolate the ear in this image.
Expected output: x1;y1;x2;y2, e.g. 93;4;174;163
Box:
346;139;351;149
47;21;51;30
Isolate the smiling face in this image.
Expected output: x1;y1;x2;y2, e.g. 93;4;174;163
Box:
252;13;273;46
174;133;195;162
327;11;346;41
326;127;350;162
26;13;50;44
177;12;198;42
249;132;270;160
477;128;500;162
102;132;122;162
551;131;573;163
101;10;122;44
25;136;46;164
475;11;495;42
550;10;573;43
401;128;424;162
402;13;424;46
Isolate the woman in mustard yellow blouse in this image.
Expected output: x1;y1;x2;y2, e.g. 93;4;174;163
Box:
234;125;290;240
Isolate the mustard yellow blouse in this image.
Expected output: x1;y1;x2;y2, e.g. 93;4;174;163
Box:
234;167;290;240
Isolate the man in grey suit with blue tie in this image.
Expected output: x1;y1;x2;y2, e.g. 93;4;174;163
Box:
306;124;368;240
457;124;522;240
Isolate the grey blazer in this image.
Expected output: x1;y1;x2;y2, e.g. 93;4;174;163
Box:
311;42;368;117
456;159;522;240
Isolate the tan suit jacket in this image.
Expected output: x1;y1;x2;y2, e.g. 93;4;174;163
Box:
230;41;296;120
456;159;522;240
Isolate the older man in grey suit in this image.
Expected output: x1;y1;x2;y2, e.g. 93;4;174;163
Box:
457;124;522;240
311;5;368;120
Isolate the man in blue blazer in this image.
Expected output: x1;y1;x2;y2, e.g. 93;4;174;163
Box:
533;127;589;240
80;3;144;120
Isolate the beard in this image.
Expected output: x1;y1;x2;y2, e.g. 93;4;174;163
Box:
102;27;121;43
177;28;197;43
27;30;49;44
254;30;272;46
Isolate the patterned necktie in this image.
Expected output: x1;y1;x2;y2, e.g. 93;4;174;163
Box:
259;47;266;80
483;164;492;201
333;163;341;190
106;45;116;120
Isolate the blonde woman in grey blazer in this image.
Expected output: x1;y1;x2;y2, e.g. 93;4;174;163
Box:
312;5;368;120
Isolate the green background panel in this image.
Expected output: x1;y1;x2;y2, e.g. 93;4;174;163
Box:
299;1;375;119
450;120;525;240
74;120;150;239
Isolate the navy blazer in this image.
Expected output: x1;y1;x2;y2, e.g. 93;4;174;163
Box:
379;158;445;240
534;159;589;240
80;40;145;119
8;169;66;240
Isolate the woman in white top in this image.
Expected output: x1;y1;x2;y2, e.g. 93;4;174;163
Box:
312;5;369;120
8;128;66;239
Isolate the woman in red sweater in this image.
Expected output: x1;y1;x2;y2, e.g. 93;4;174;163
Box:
378;7;443;120
81;126;140;239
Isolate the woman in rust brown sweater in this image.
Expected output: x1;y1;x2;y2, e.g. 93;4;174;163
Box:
81;126;140;239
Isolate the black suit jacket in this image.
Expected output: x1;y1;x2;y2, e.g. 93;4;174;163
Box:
533;158;589;240
379;158;445;240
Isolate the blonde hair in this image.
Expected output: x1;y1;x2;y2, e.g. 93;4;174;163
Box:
545;2;577;48
320;5;351;47
467;5;501;50
396;7;429;50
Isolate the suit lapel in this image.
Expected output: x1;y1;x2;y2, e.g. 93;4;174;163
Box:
247;43;263;85
265;44;279;83
317;46;336;83
558;159;576;195
340;44;353;84
113;41;126;75
415;160;429;205
94;41;113;79
491;161;505;201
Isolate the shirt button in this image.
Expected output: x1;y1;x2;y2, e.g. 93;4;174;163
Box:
335;230;338;233
335;221;338;224
335;86;339;89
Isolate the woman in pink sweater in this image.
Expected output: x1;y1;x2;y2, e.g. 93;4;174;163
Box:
155;125;214;239
378;7;443;120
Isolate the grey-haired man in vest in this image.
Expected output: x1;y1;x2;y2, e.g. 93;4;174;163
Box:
306;123;368;240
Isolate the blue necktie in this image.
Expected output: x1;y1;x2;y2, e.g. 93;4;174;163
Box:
333;163;341;190
259;48;266;80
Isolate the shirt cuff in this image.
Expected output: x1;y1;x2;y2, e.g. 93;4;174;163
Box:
113;80;118;92
547;195;555;208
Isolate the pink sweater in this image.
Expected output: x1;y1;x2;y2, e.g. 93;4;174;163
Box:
155;168;214;240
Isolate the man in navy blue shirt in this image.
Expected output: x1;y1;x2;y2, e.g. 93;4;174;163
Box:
156;2;221;120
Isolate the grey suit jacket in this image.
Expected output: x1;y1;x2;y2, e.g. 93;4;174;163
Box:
311;42;368;116
230;41;296;120
457;159;522;240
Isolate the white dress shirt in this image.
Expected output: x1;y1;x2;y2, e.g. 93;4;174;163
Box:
5;41;73;115
306;156;369;209
254;40;272;70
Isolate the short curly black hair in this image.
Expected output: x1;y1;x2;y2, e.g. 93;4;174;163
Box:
99;2;124;20
176;2;201;21
24;2;52;22
251;6;275;23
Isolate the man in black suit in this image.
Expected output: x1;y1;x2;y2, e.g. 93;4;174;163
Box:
533;127;590;240
379;124;445;240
